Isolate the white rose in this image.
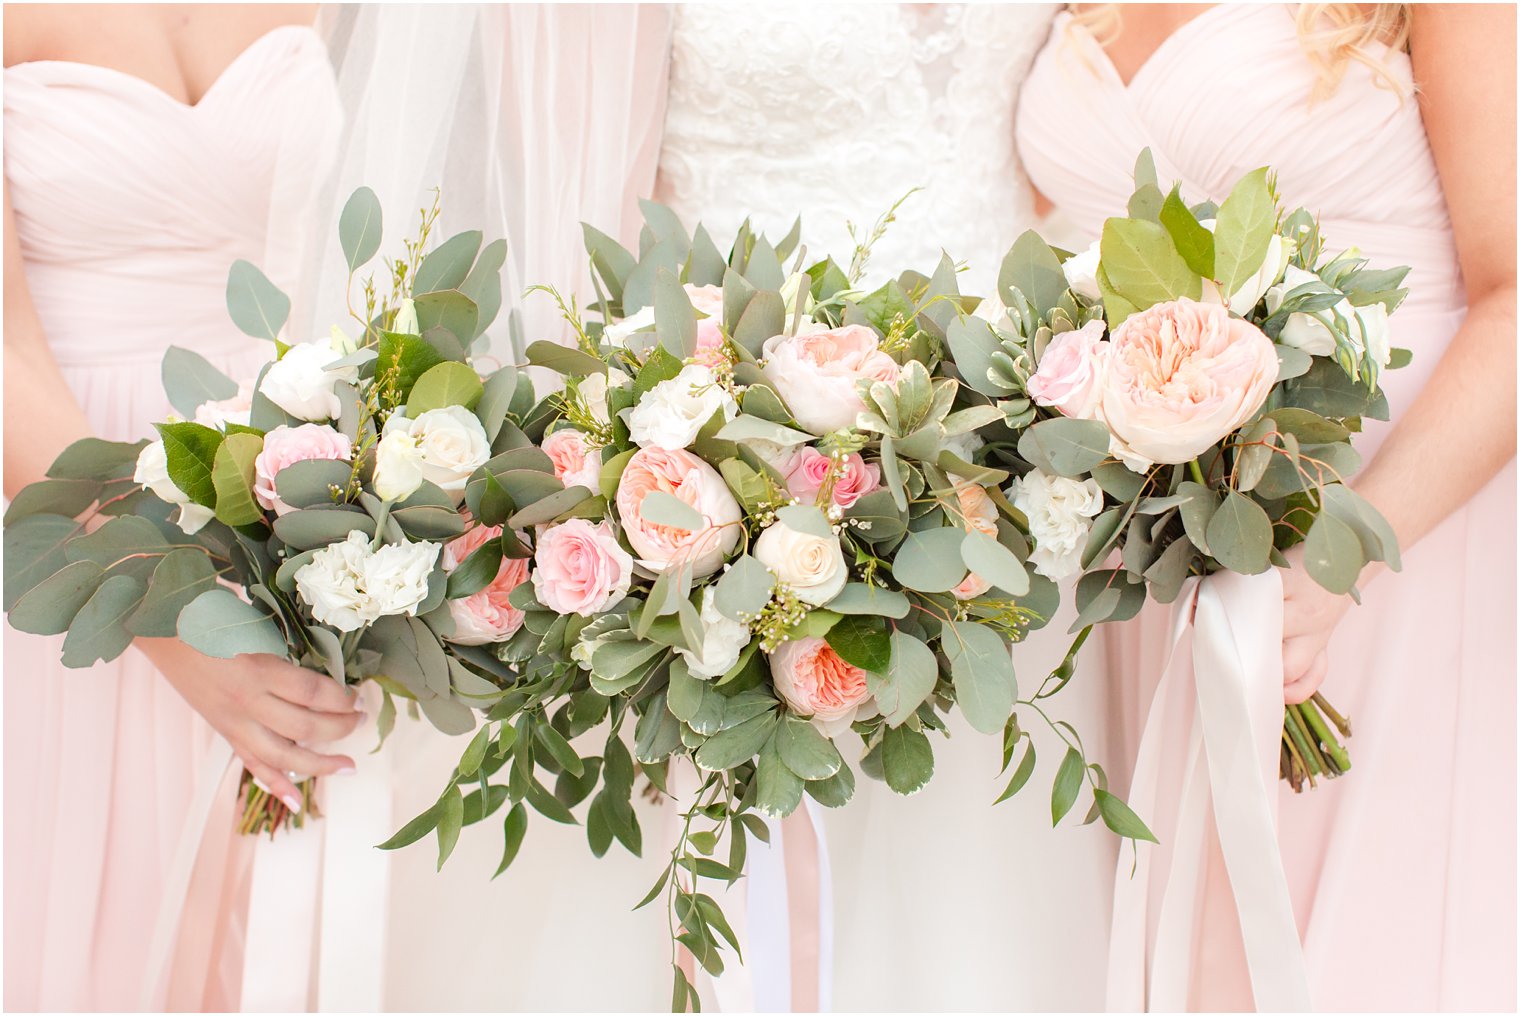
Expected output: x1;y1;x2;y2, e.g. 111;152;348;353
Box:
375;406;490;503
1199;222;1291;316
1062;241;1103;301
1009;469;1104;581
362;538;440;618
258;337;359;422
133;439;214;534
602;305;655;351
754;518;847;606
293;531;439;632
621;363;737;450
192;383;254;430
1353;301;1392;369
1273;272;1390;367
676;589;751;680
578;368;629;426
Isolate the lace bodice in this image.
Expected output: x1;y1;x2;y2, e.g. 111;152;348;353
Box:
655;3;1058;294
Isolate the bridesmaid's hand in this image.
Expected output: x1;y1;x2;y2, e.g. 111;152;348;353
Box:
139;638;365;811
1278;545;1356;704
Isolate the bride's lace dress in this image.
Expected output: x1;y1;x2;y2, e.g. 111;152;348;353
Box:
658;4;1044;294
656;5;1120;1009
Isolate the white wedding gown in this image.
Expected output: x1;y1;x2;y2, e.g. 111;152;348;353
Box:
656;5;1119;1010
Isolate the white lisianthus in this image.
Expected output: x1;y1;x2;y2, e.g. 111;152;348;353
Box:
391;299;420;337
578;368;629;426
133;439;214;534
293;531;439;633
374;406;490;503
676;589;751;680
621;363;737;450
602;305;655;351
1008;469;1104;581
1062;241;1103;301
753;518;847;606
1351;301;1392;369
1199;221;1292;316
259;336;359;421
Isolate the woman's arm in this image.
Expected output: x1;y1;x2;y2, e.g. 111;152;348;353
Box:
1281;3;1517;701
4;182;363;807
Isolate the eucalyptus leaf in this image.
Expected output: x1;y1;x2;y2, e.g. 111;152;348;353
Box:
176;588;287;658
8;559;106;636
161;346;238;418
225;260;290;341
60;574;144;668
880;724;934;796
943;621;1016;735
1205;490;1274;574
339;186;383;270
892;527;968;593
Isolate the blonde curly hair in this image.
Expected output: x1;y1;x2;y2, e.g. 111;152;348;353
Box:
1071;4;1412;100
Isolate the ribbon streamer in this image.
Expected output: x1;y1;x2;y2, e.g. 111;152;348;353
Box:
1107;570;1311;1012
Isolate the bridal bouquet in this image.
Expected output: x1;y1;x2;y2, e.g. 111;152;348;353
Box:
950;152;1408;791
388;204;1148;1004
1;189;577;831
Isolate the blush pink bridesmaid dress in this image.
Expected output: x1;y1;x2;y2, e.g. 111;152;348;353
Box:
1016;6;1516;1011
3;27;340;1010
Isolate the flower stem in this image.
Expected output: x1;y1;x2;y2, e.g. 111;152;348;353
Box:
1298;699;1351;774
1283;706;1322;782
1311;691;1352;737
1188;458;1208;486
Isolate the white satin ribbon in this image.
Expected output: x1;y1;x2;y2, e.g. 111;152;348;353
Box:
146;687;393;1012
668;759;834;1012
1107;570;1311;1012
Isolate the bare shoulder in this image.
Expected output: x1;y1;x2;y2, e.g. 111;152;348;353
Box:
3;4;165;69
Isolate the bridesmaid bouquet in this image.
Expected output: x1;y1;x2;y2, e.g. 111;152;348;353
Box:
1;189;563;831
951;151;1408;791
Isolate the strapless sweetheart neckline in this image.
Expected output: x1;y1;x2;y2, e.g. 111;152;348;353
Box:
4;23;319;112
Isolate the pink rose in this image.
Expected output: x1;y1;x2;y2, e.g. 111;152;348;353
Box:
531;518;634;617
1027;320;1108;420
768;636;873;737
784;448;881;510
193;382;254;429
442;523;530;645
615;447;741;577
761;325;901;434
1101;299;1278;468
542;429;602;494
253;423;353;515
951;481;1000;600
686;284;729;369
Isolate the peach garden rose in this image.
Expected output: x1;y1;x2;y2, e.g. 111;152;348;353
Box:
614;446;741;577
542;428;602;494
1099;298;1278;469
951;480;1000;600
442;523;531;645
767;635;873;737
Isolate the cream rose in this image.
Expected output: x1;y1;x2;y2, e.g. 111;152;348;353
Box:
761;325;901;435
542;428;603;494
253;424;352;516
373;406;490;503
259;337;359;422
1099;298;1278;469
622;363;738;451
133;439;214;534
1026;320;1108;420
577;368;629;426
753;516;847;606
615;447;741;576
1009;469;1104;581
602;305;655;352
767;636;872;738
676;589;751;680
1062;241;1103;301
531;518;635;617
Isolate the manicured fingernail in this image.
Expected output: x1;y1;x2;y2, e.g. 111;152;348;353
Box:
280;793;303;814
253;777;272;794
336;765;357;776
